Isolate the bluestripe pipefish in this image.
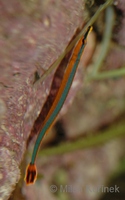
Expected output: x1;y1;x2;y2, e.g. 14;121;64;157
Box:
24;26;92;185
27;30;78;145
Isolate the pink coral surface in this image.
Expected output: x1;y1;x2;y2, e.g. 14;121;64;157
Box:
0;0;86;199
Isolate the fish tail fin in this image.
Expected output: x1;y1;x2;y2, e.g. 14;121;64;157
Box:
24;163;37;185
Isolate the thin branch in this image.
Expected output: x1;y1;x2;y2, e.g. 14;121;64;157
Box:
32;120;125;157
34;0;114;86
88;67;125;80
92;6;115;75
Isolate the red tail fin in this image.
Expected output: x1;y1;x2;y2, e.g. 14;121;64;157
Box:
24;163;37;185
